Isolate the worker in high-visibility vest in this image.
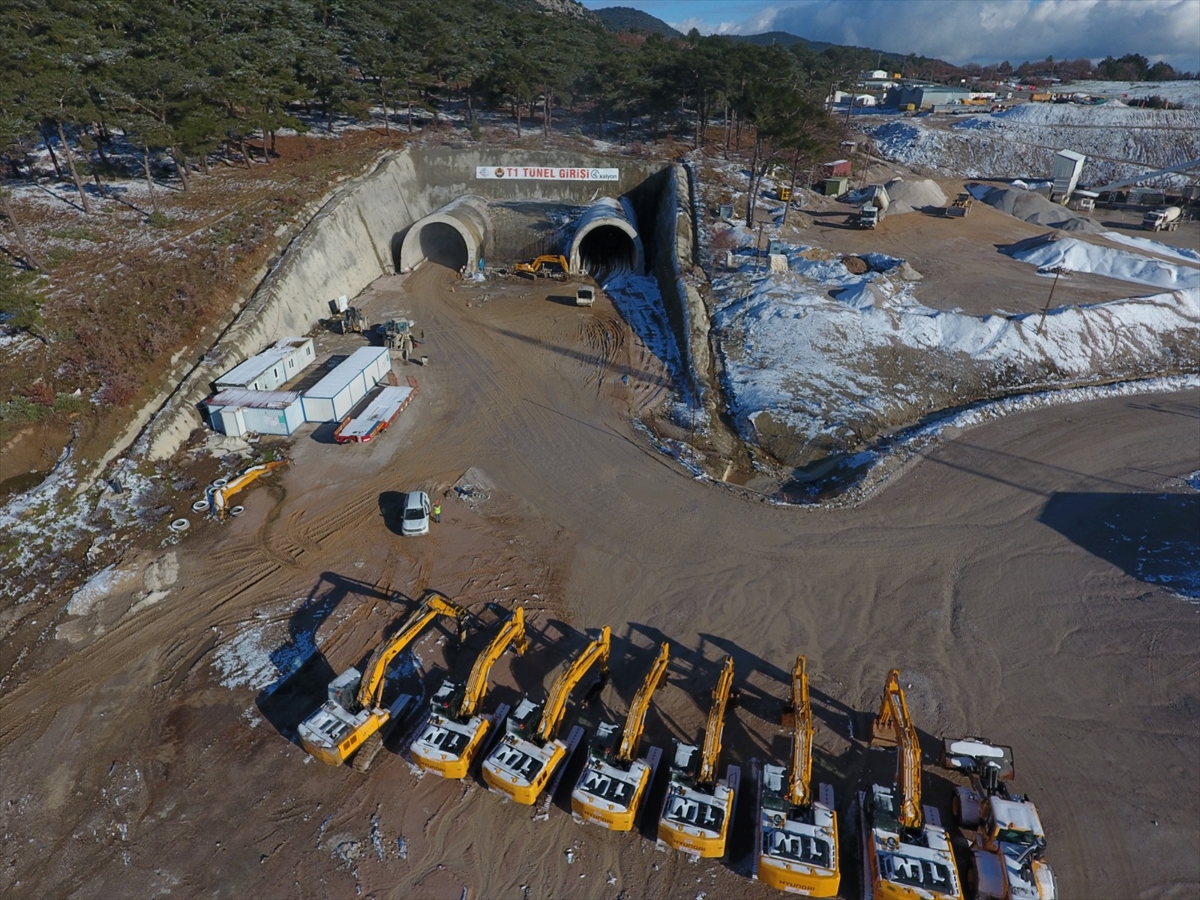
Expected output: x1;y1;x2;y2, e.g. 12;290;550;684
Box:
432;502;441;524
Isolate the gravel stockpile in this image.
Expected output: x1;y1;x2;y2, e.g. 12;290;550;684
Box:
967;183;1107;234
847;177;948;215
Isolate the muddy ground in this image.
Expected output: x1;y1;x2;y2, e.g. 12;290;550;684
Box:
1;262;1196;899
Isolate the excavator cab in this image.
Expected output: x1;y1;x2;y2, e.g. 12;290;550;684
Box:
482;626;611;805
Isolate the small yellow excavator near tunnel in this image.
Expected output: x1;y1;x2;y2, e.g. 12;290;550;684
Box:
408;606;528;778
753;656;840;895
571;642;670;831
481;626;611;805
942;737;1057;899
859;669;964;900
657;656;739;859
512;254;570;279
297;593;469;772
208;457;289;521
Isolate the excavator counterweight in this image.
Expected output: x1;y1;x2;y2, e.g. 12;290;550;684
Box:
298;593;468;771
571;642;670;831
859;669;963;900
657;656;739;859
409;607;527;779
754;656;840;896
481;626;611;805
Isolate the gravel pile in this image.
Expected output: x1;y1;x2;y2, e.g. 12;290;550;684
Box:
881;177;947;214
968;183;1107;234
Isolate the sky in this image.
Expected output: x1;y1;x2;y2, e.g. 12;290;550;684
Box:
580;0;1200;72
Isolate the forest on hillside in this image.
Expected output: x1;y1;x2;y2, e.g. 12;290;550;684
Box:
0;0;895;194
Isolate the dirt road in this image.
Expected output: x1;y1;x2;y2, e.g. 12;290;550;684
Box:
2;264;1196;899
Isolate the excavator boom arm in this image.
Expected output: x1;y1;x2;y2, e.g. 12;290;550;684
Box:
788;655;813;807
616;642;670;764
698;656;735;786
537;626;612;743
458;607;527;718
873;669;923;830
357;594;468;710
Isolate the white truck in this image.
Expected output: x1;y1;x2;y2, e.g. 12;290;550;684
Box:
1142;206;1181;232
857;185;890;229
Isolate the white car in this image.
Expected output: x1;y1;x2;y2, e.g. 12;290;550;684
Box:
401;491;431;536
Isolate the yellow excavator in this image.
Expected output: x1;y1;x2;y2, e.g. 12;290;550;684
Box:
481;626;611;805
754;656;840;895
208;457;289;521
571;642;670;831
860;669;963;900
408;606;528;779
657;656;739;859
512;254;570;279
297;593;468;772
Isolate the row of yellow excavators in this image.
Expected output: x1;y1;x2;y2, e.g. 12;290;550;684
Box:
295;596;1055;898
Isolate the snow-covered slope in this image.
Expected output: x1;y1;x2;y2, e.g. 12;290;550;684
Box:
871;103;1200;184
710;237;1200;468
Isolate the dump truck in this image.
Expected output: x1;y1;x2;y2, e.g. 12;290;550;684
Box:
481;626;611;805
1143;206;1182;232
753;656;840;896
858;185;890;229
409;607;527;778
657;656;739;860
571;642;670;831
298;594;469;771
859;669;963;900
943;737;1057;899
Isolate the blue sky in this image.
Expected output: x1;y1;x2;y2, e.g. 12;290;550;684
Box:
580;1;1200;72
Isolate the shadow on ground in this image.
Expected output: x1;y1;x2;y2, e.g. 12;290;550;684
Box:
1040;492;1200;599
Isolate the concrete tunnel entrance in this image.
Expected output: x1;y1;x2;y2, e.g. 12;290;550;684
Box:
399;194;491;273
569;197;644;282
416;222;468;270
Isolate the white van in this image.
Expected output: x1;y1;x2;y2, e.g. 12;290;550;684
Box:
401;491;431;536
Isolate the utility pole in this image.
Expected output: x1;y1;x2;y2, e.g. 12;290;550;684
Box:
1036;266;1067;335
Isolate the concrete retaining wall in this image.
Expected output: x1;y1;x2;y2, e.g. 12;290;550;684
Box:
142;148;675;460
636;165;712;401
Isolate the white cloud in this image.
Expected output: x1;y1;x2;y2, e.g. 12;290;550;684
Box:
676;0;1200;71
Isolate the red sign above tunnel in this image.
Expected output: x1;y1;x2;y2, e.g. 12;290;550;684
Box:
476;166;619;181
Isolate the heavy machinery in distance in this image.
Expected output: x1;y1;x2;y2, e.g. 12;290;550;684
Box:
298;593;469;771
657;656;740;860
571;642;670;831
859;669;963;900
482;626;611;805
754;656;840;896
942;737;1057;899
208;457;289;521
409;606;528;778
513;254;570;279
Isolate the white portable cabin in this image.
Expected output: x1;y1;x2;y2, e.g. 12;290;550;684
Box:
215;337;316;392
302;346;392;423
205;388;305;437
1050;150;1086;201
